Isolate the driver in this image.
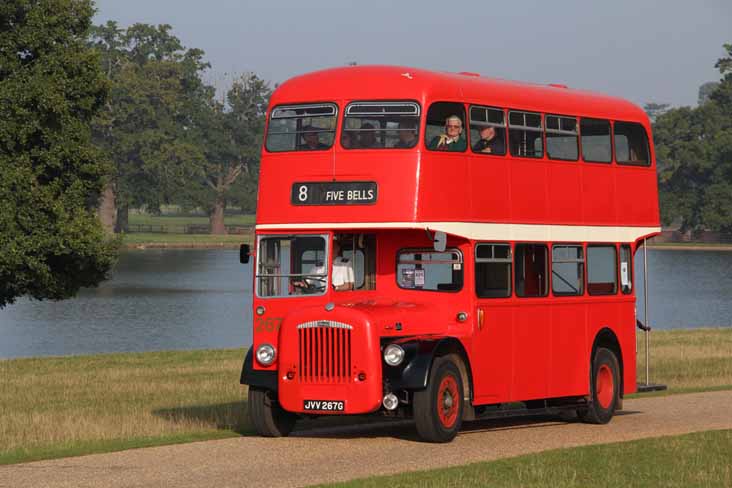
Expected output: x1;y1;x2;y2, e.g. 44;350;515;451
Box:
292;261;326;294
331;239;355;291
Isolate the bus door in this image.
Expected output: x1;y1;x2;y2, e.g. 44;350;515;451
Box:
510;243;552;401
471;243;514;403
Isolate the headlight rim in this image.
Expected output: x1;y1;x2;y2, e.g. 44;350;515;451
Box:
255;343;277;366
383;343;405;367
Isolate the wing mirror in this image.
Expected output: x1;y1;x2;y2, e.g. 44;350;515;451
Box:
239;244;251;264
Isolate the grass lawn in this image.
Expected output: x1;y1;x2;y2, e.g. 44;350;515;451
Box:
322;429;732;487
128;212;255;227
1;328;730;465
122;233;250;246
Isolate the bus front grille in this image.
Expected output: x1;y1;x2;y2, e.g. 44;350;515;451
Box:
297;321;352;383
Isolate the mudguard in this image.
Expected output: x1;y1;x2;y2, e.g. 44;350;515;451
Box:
382;338;448;391
240;349;278;391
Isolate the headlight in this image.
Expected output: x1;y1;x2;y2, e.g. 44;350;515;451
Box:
256;344;276;366
383;344;405;366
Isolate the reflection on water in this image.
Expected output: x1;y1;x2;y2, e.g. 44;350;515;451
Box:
0;250;252;359
0;248;730;359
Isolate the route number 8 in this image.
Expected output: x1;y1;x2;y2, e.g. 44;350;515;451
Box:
298;185;308;202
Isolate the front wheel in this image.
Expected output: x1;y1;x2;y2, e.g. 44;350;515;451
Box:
579;347;620;424
248;387;297;437
413;356;464;443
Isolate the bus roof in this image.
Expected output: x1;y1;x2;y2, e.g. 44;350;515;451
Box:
270;65;648;124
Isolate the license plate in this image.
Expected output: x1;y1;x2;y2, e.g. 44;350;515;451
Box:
303;400;345;412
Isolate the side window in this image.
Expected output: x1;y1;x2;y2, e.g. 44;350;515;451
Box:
425;102;467;152
334;233;376;290
342;101;420;149
266;104;337;152
620;244;633;294
587;245;617;295
397;249;463;291
475;244;512;298
469;106;506;156
515;243;548;297
551;245;584;296
509;110;543;158
581;118;612;163
614;121;650;166
545;115;578;161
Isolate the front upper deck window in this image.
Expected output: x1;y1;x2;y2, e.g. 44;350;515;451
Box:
397;249;463;292
266;104;337;152
342;101;420;149
256;235;328;297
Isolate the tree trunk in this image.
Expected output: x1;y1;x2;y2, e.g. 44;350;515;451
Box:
209;196;227;235
97;184;116;235
115;205;129;233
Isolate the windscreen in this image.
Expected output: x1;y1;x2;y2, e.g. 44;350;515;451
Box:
256;235;328;297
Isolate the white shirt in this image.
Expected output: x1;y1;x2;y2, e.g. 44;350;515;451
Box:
332;256;355;288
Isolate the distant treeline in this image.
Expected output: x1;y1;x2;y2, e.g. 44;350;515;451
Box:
647;43;732;234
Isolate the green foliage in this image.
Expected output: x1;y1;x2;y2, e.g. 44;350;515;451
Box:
89;22;212;230
176;73;270;221
0;0;118;307
655;43;732;232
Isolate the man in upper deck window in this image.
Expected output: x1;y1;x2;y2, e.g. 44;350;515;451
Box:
472;125;506;155
427;115;467;151
302;126;329;150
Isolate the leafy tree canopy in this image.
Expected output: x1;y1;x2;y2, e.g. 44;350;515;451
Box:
654;43;732;233
0;0;118;307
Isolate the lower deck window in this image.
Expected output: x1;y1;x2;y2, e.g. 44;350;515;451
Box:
515;244;548;297
552;245;584;296
588;245;617;295
475;243;512;298
256;235;328;297
397;249;463;291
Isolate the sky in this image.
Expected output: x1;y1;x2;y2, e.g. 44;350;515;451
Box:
93;0;731;108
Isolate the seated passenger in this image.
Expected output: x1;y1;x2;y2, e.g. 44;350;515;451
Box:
472;126;505;154
302;126;328;150
341;130;354;149
358;123;378;148
395;121;418;148
427;115;466;151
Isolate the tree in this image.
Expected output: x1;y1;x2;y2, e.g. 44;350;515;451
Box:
0;0;118;307
698;81;719;106
179;74;269;234
89;22;210;232
644;102;670;123
654;43;732;233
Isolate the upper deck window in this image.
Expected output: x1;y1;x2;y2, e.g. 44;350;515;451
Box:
266;103;337;152
470;106;506;156
581;118;612;163
342;101;420;149
509;111;543;158
545;115;578;161
614;121;650;166
425;102;467;152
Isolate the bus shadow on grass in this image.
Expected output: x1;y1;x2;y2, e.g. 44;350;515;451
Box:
153;402;254;436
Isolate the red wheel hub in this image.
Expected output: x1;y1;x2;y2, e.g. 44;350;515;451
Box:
437;375;459;428
596;364;614;409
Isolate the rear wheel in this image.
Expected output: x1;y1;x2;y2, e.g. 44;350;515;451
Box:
413;356;464;443
579;347;620;424
248;387;297;437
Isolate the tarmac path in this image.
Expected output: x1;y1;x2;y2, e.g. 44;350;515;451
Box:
2;390;731;488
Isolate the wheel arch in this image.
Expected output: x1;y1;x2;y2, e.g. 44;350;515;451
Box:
591;327;624;397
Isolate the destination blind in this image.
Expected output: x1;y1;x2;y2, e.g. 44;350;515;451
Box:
291;181;377;206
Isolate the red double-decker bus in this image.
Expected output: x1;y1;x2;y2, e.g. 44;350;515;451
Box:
240;66;660;442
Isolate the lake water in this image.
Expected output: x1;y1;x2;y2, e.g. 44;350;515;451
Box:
0;249;730;359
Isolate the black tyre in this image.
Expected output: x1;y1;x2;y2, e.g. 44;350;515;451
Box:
578;347;620;424
248;387;297;437
413;356;464;443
